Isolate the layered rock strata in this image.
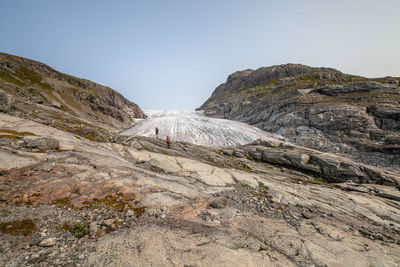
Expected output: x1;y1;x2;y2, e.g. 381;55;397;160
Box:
198;64;400;169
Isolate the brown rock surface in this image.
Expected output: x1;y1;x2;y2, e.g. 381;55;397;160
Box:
0;113;399;266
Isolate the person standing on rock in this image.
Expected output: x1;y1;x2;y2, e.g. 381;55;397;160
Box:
166;135;171;149
155;127;159;139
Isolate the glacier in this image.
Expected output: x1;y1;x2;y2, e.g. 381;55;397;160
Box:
120;110;285;147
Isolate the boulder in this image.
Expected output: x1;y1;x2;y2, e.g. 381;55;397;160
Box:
0;90;11;113
103;219;114;226
51;100;61;109
208;199;227;209
238;143;400;187
26;137;59;150
39;237;57;247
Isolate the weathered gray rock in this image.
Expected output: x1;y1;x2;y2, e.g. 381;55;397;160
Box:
51;100;61;109
103;219;114;226
125;210;136;217
0;150;38;171
39;237;57;247
198;64;400;168
238;141;400;187
368;104;400;131
89;222;99;235
0;90;11;113
42;163;54;172
208;199;227;209
26;137;59;150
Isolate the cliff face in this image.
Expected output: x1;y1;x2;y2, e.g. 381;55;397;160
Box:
0;52;145;140
198;64;400;168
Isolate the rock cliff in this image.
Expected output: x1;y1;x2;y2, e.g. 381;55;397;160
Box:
198;64;400;169
0;52;145;141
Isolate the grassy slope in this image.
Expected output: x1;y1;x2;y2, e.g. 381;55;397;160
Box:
226;72;400;107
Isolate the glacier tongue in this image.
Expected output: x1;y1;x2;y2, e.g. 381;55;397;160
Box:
121;110;285;147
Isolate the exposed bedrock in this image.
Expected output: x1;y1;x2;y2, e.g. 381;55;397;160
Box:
198;64;400;169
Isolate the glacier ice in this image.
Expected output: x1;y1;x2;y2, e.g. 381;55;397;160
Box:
120;110;285;147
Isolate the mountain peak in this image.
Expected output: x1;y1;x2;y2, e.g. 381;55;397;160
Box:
226;63;342;86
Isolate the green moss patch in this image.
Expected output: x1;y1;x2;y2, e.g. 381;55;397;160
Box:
50;122;107;143
14;66;53;90
132;206;147;218
290;176;331;185
314;177;327;183
0;134;22;140
59;222;90;238
82;193;133;212
83;193;146;218
51;197;73;208
246;155;255;161
0;69;25;86
0;219;35;236
202;154;252;172
237;72;373;101
252;182;273;202
70;222;90;238
258;182;268;189
0;129;36;136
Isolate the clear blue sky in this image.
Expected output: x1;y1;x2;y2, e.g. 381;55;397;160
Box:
0;0;399;110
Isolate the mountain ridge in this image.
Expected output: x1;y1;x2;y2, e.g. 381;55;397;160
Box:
0;52;145;141
198;63;344;111
198;63;400;169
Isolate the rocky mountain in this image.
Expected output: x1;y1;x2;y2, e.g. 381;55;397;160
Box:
0;56;400;266
0;52;145;141
198;64;400;170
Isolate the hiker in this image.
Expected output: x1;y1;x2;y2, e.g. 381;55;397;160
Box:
166;135;171;149
155;127;159;139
